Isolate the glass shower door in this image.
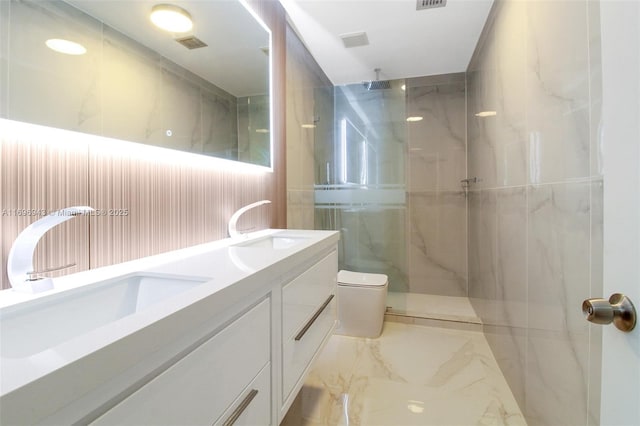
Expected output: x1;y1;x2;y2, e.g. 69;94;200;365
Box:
314;79;408;293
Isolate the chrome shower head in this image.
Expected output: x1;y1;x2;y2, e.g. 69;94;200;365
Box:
363;68;391;90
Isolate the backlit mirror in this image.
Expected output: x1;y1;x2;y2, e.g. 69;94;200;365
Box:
0;0;272;168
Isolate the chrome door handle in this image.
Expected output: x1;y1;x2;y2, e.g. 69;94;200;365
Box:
582;293;636;332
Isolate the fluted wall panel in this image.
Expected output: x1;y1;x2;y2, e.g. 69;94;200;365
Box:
0;128;90;286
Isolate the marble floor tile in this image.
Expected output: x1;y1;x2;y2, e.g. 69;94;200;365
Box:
282;322;526;426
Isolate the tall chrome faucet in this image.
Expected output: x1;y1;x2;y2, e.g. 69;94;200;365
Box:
7;206;94;293
228;200;271;239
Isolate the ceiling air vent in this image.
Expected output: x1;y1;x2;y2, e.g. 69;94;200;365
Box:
174;35;208;50
416;0;446;11
340;31;369;48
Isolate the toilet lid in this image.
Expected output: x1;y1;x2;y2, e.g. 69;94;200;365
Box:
337;270;388;287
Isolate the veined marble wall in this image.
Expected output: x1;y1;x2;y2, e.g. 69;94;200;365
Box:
0;0;287;289
285;25;333;229
406;74;467;296
467;1;603;425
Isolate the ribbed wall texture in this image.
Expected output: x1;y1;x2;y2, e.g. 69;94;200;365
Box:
0;0;286;289
0;131;91;286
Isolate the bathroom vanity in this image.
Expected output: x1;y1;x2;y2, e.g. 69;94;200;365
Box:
0;229;339;425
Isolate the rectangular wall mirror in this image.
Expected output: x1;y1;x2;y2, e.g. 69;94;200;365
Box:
1;0;272;168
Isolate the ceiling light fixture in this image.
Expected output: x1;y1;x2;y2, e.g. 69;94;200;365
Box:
406;116;423;122
150;4;193;33
45;39;87;55
475;111;497;117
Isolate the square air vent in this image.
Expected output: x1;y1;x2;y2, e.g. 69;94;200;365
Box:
340;31;369;48
416;0;446;10
174;35;208;50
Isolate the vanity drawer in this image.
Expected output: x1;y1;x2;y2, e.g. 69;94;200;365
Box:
214;363;271;426
282;250;337;340
92;299;270;426
282;296;336;400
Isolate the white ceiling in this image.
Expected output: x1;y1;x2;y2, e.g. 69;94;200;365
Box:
280;0;494;86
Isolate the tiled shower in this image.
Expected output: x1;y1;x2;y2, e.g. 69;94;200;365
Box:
312;74;469;304
287;0;604;423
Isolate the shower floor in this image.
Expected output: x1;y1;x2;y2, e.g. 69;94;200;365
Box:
281;321;525;425
385;292;481;327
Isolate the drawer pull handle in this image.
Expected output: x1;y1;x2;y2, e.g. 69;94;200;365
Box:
221;388;259;426
295;294;335;341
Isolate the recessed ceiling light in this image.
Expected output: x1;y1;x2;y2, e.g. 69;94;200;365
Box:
255;128;269;133
406;116;423;122
475;111;497;117
150;4;193;33
45;39;87;55
301;124;316;129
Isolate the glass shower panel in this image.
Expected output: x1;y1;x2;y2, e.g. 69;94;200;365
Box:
315;79;408;293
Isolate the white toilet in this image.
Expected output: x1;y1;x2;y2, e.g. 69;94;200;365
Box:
335;270;388;338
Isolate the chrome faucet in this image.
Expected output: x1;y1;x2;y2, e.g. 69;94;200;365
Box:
228;200;271;239
7;206;94;293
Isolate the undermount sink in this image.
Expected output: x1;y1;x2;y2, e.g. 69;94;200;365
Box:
0;272;208;359
234;235;309;249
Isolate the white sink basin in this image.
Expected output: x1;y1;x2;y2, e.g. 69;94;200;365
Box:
0;272;208;359
234;235;309;249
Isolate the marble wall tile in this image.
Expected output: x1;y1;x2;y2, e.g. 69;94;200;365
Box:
527;182;591;334
7;0;102;135
493;0;527;187
495;187;527;329
468;1;604;423
525;0;591;184
286;24;332;229
404;74;468;298
467;29;498;190
407;81;466;192
526;182;591;425
468;189;497;322
408;191;467;296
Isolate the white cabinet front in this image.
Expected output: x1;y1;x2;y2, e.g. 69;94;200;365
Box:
282;250;338;400
92;299;270;426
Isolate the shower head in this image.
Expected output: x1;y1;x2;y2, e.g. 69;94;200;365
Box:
363;68;391;90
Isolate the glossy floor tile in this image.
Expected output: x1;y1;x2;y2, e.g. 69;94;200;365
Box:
282;322;526;426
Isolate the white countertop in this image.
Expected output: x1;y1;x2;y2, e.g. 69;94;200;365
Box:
0;229;339;405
